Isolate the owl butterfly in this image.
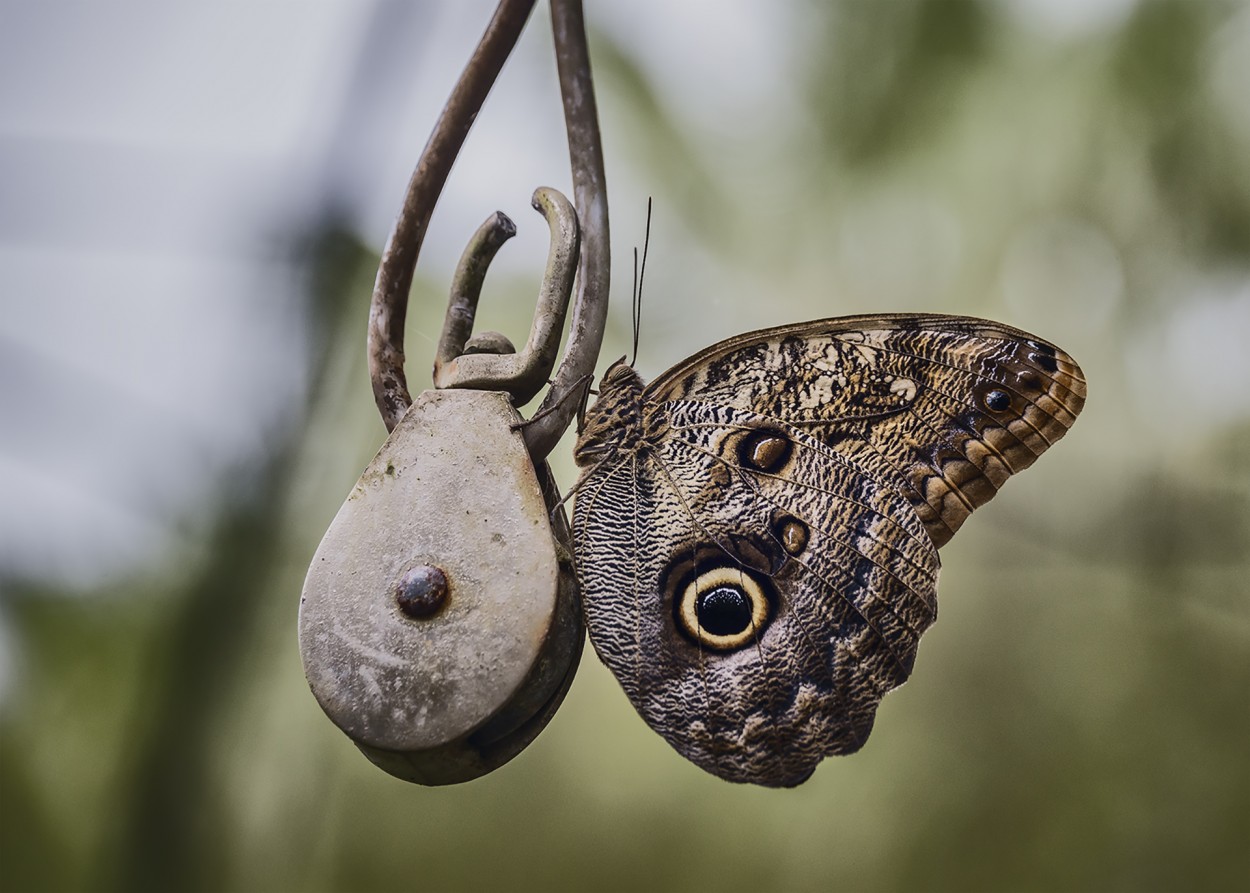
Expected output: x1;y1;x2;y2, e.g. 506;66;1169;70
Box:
570;314;1085;786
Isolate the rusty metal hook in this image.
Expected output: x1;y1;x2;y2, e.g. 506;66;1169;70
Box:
433;187;579;406
367;0;609;464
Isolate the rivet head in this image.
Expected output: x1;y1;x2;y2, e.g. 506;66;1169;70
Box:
394;565;449;619
463;330;516;356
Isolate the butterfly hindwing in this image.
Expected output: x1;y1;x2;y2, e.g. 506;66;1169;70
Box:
572;314;1085;786
575;400;938;785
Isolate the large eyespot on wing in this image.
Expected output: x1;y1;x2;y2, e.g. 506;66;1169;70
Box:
647;313;1086;548
672;563;775;652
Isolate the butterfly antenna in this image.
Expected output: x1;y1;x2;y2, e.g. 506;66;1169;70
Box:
628;198;653;368
630;246;640;367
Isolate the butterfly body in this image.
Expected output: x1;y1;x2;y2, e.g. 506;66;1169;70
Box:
572;314;1085;786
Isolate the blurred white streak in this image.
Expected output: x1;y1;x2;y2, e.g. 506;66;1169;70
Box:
1002;0;1139;39
1000;215;1124;332
1125;280;1250;445
0;4;358;157
1210;6;1250;148
0;2;368;586
0;246;308;585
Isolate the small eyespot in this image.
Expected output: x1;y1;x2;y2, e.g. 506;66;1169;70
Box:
1015;370;1043;392
738;428;792;473
675;567;772;651
1032;352;1059;373
983;389;1012;412
773;515;809;556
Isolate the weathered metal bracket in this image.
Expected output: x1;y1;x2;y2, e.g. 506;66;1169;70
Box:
299;389;582;784
299;0;609;786
299;190;585;785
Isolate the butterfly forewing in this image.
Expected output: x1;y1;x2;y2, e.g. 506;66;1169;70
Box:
572;314;1085;786
649;315;1087;547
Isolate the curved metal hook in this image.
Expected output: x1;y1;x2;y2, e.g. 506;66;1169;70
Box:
369;0;538;433
366;0;609;462
435;213;518;361
522;0;610;461
433;187;580;406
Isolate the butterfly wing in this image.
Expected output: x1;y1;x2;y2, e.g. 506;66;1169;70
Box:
572;314;1085;786
649;314;1087;547
575;400;940;786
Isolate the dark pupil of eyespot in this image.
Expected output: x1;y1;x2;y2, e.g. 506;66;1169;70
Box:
696;587;753;636
985;389;1011;411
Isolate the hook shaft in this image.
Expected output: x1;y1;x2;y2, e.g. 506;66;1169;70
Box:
366;0;610;455
369;0;538;432
435;212;519;370
522;0;611;461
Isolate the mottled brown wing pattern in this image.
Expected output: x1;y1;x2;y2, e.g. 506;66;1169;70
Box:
571;314;1085;786
574;403;938;786
649;314;1087;547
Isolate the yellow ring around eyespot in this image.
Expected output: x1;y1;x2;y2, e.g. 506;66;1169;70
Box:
677;567;770;651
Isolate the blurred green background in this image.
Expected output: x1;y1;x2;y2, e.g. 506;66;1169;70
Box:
3;1;1249;891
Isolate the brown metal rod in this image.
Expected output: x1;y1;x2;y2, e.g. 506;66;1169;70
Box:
522;0;611;461
434;211;519;370
434;188;580;405
368;0;538;432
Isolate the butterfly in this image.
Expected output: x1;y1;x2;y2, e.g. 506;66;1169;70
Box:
570;314;1085;786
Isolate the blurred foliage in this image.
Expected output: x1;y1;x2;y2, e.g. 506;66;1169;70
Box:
1113;1;1250;259
3;1;1250;892
805;0;994;167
